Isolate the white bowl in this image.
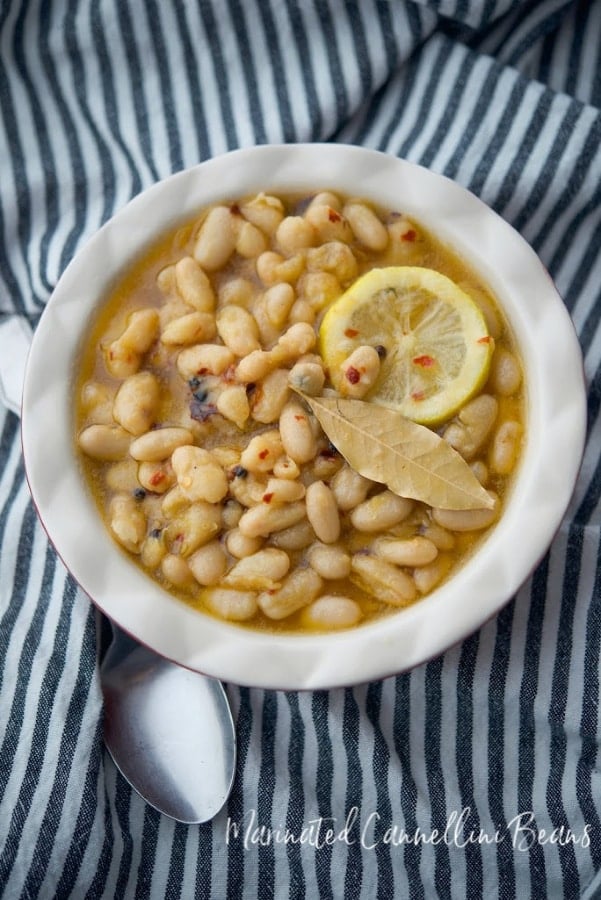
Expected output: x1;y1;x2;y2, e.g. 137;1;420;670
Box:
21;144;586;689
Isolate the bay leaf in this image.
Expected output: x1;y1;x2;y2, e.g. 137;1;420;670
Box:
295;392;494;511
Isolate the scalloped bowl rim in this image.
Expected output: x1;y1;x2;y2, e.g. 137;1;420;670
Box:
21;144;586;690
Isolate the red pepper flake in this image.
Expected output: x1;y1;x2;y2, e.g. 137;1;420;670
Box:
402;229;416;242
328;208;341;222
262;492;274;504
477;335;492;344
197;367;209;375
258;448;269;459
149;471;165;486
413;354;435;367
346;366;361;384
294;414;306;422
344;328;359;338
230;203;241;215
411;390;426;401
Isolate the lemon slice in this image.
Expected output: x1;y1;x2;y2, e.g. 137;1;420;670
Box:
319;266;494;425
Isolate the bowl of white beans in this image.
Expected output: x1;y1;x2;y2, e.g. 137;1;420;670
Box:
21;143;586;689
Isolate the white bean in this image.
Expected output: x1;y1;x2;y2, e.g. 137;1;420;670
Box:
304;204;353;243
112;372;160;436
251;368;291;424
307;543;351;580
160;311;216;346
269;519;315;551
129;427;193;462
216;385;250;429
262;477;305;503
490;349;522;396
236;220;268;259
78;424;131;461
443;395;498;460
279;400;318;464
330;465;372;511
223;548;290;590
288;361;325;397
225;528;264;559
193;206;237;271
489;420;522;475
263;283;295;330
297;271;341;312
343;201;388;251
413;555;452;594
351;554;417;606
109;494;146;553
217;305;261;356
301;595;362;630
256;251;304;286
165;502;222;556
350;491;413;532
240;430;284;473
237;500;306;538
137;460;175;494
374;536;438;567
240;193;284;235
258;568;322;620
432;492;500;532
171;445;228;503
306;241;358;283
339;345;381;398
275;215;315;254
203;587;258;621
161;553;195;589
188;540;227;586
175;256;215;312
177;344;235;379
305;481;340;543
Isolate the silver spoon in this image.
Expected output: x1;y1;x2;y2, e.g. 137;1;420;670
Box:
100;621;236;823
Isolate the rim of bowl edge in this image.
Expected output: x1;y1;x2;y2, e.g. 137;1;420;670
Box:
21;143;587;690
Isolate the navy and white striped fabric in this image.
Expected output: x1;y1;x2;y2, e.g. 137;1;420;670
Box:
1;1;600;897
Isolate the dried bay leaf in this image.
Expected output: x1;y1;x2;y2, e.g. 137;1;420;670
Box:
295;392;494;511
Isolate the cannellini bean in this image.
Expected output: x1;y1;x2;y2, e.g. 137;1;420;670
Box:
269;519;315;550
306;191;342;212
275;215;315;254
307;543;351;580
105;459;139;492
175;256;216;312
78;424;131;461
288;299;315;326
263;283;296;330
105;309;159;377
251;368;291;424
240;193;285;235
422;523;455;551
235;349;276;383
80;381;114;423
351;554;417;606
137;460;175;494
171;445;228;503
262;477;305;503
218;277;256;310
112;372;160;436
258;567;323;620
160;311;216;346
279;400;318;464
161;553;195;588
188;540;227;586
216;385;250;429
275;322;316;358
225;528;263;559
489;420;522;475
460;283;502;340
160;485;190;516
221;499;244;529
288;361;325;398
256;251;304;286
306;241;358;283
193;206;237;271
203;587;258;621
432;492;500;532
177;344;235;379
251;295;282;349
156;264;177;297
240;430;283;473
413;555;452;594
228;471;269;508
305;204;353;243
343;201;389;251
339;345;381;398
223;548;290;590
374;536;438;567
238;500;306;538
330;465;372;511
443;395;498;460
109;494;146;553
297;271;341;312
490;349;522;396
129;427;193;462
470;460;489;485
236;220;269;258
301;595;362;630
165;502;222;556
141;531;166;569
305;481;340;543
272;455;300;480
310;448;343;481
216;305;261;356
350;491;413;532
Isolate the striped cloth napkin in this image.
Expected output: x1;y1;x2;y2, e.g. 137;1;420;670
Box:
1;1;600;897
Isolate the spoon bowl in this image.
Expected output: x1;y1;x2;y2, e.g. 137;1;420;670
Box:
100;622;236;824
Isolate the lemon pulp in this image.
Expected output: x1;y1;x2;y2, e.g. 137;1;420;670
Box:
318;266;494;425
